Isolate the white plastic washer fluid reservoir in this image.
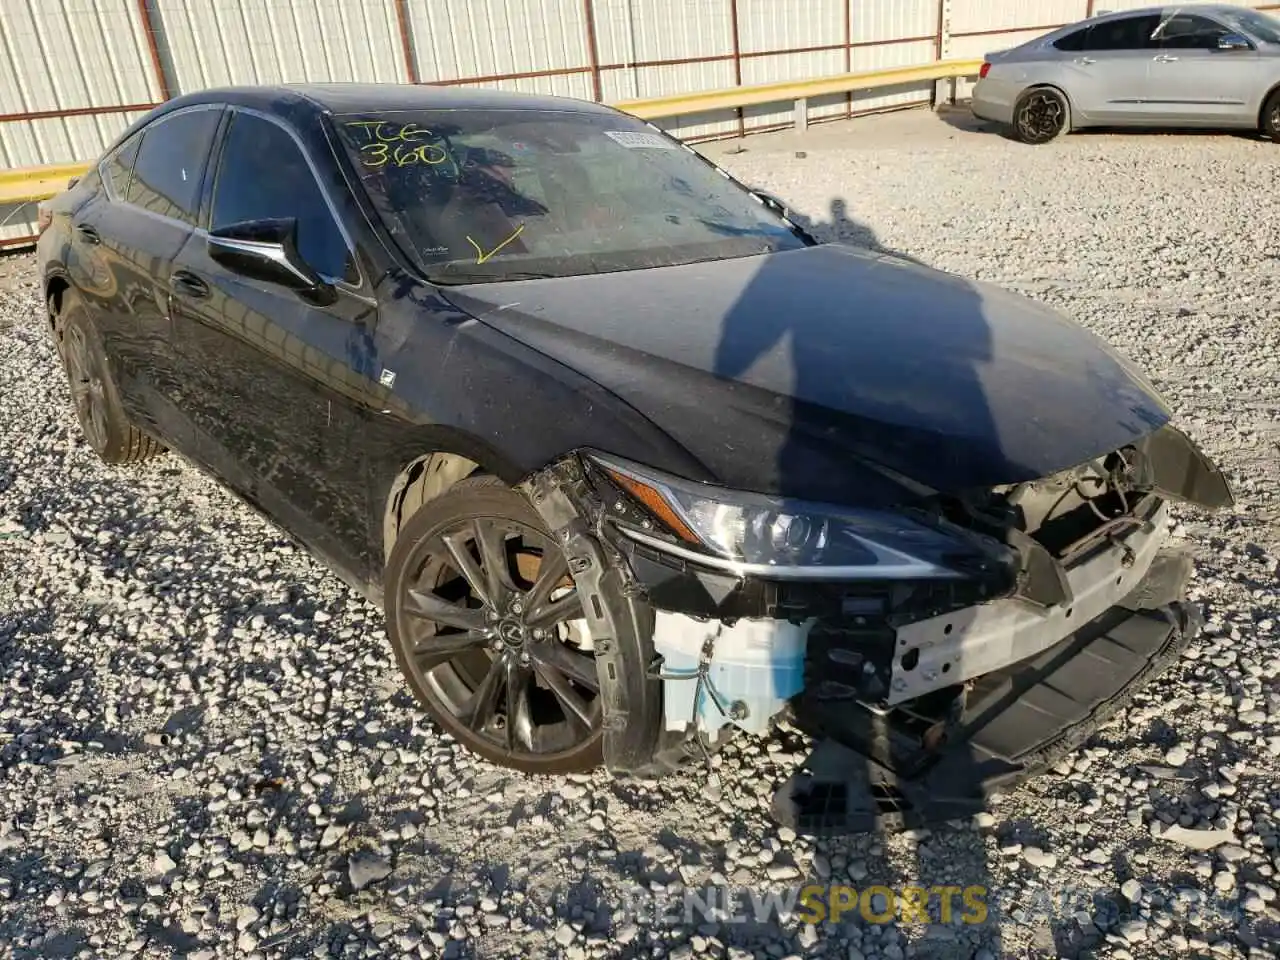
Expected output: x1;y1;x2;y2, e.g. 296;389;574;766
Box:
651;610;814;738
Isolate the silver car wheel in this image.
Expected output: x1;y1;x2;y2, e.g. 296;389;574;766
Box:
1014;90;1068;145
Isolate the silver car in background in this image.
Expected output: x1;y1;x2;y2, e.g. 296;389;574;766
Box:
972;4;1280;144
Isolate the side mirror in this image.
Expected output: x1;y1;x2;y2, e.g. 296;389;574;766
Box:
207;218;336;305
1217;33;1251;51
751;189;791;219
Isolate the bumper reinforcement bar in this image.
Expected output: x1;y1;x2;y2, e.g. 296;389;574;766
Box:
773;597;1200;835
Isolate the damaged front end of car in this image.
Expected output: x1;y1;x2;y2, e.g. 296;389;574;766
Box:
519;424;1233;833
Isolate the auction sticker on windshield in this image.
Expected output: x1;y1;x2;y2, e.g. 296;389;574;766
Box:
603;130;678;150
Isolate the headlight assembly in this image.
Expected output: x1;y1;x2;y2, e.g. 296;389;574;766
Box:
589;452;984;580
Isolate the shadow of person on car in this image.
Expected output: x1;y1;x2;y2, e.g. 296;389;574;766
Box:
709;201;1019;956
792;198;925;267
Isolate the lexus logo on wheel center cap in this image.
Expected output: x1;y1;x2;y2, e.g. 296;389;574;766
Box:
498;621;525;647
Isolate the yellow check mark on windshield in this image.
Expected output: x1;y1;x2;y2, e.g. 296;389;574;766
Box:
467;224;525;264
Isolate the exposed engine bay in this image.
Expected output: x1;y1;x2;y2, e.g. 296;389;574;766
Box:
520;423;1232;831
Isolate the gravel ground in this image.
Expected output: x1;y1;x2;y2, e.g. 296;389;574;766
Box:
2;107;1280;960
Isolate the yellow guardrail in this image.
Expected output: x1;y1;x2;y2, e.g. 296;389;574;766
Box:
0;162;91;206
0;57;982;225
614;58;984;120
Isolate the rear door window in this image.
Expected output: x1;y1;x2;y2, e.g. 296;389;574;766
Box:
101;132;143;200
126;107;222;225
210;112;357;284
1085;14;1162;51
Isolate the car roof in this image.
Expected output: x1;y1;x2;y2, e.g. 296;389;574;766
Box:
1029;3;1254;43
102;82;625;166
154;82;619;120
1085;4;1251;22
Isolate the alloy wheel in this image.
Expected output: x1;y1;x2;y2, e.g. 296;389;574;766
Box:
394;515;602;764
62;324;109;451
1016;92;1065;143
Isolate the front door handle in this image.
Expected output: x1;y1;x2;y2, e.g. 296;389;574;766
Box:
1153;54;1179;62
74;223;101;245
172;270;210;299
1075;57;1096;65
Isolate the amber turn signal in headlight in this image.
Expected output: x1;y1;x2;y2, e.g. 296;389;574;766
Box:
603;466;701;544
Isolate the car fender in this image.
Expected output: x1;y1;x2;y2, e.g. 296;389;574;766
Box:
1257;77;1280;124
361;284;716;582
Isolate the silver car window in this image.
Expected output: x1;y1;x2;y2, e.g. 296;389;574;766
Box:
1154;13;1232;49
1053;26;1089;52
1084;14;1162;51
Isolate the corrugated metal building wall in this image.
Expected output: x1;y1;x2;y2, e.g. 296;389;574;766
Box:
0;1;160;171
3;0;1279;243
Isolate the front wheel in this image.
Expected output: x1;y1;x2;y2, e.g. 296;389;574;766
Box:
383;477;606;774
1263;89;1280;142
1011;88;1070;145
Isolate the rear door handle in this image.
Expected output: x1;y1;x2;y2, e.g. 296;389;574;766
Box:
1153;54;1179;62
171;270;210;299
74;223;100;245
1075;57;1096;65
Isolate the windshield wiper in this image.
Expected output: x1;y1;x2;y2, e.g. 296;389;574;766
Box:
695;219;783;238
429;270;556;285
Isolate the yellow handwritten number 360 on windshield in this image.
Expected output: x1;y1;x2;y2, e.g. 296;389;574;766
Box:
347;121;450;168
358;141;449;168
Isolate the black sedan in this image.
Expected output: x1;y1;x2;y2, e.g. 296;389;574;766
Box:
37;84;1233;829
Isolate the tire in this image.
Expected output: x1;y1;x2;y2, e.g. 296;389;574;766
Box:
1011;87;1070;145
1263;89;1280;142
53;290;164;464
383;476;606;774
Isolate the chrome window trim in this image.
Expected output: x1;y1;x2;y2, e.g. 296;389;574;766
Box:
203;235;318;287
187;225;378;307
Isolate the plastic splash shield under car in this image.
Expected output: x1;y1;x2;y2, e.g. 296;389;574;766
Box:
772;596;1200;836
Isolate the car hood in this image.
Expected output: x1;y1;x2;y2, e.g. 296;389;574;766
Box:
443;244;1170;506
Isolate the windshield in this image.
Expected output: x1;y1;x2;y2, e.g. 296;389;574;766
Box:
333;108;805;283
1228;10;1280;43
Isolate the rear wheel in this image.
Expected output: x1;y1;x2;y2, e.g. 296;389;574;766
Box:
1263;89;1280;142
54;291;164;464
383;477;605;774
1011;88;1070;144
